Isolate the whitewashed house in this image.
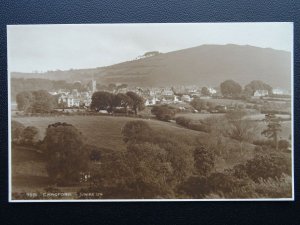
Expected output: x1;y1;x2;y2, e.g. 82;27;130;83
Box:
208;87;217;95
273;88;290;95
254;90;269;97
58;94;81;107
173;95;181;103
145;96;158;106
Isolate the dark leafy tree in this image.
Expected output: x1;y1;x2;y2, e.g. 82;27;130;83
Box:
73;81;82;91
16;91;34;111
92;142;172;199
89;149;102;162
113;93;133;114
178;173;244;198
126;142;173;198
126;91;145;115
95;125;194;198
278;140;291;151
151;105;176;121
16;90;56;113
108;83;117;92
121;120;152;143
232;152;291;181
11;120;25;143
201;87;210;96
220;80;242;98
190;98;207;112
22;126;40;145
30;90;57;113
244;80;273;96
43;122;89;184
90;91;114;112
194;145;215;176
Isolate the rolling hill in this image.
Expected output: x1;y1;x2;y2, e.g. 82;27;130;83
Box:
11;44;292;89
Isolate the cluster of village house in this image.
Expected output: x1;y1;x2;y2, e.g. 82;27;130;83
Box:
48;80;97;108
48;80;290;108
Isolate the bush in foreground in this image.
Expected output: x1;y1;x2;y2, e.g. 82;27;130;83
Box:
43;122;89;185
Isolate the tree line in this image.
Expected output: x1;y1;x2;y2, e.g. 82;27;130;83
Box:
16;90;58;113
219;79;273;98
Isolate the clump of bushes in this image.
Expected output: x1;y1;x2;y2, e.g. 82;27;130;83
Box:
121;120;152;143
253;139;291;152
278;139;291;151
151;105;177;121
175;116;211;133
193;145;215;177
229;152;291;182
178;172;248;198
11;120;41;146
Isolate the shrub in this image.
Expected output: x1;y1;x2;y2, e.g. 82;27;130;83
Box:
175;116;191;127
193;145;215;176
43;122;89;184
223;174;292;199
190;98;207;112
188;121;211;133
251;174;292;198
177;176;208;198
178;172;247;198
231;152;291;182
151;105;176;121
11;120;25;144
21;126;40;146
121;120;152;143
278;139;291;151
175;116;211;133
89;149;102;162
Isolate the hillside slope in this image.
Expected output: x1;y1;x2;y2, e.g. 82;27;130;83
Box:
11;44;291;89
100;44;291;89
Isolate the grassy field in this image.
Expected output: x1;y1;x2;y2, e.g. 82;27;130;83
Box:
175;112;224;120
13;115;207;151
205;98;245;106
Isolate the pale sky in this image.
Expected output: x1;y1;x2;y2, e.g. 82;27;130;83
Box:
7;23;293;73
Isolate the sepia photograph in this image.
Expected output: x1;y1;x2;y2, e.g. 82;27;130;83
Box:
7;23;293;201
